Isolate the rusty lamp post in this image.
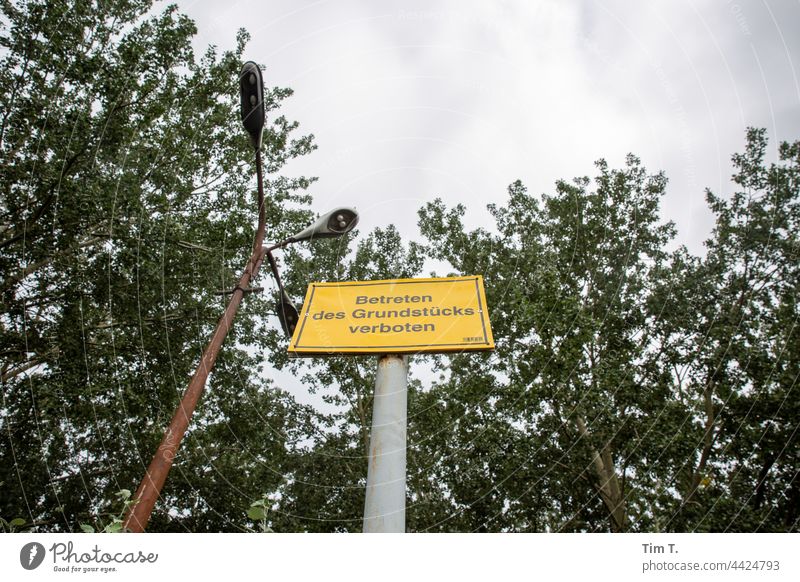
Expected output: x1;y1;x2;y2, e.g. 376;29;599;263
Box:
123;62;358;532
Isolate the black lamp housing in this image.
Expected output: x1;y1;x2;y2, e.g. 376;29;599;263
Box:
240;61;265;151
276;290;300;338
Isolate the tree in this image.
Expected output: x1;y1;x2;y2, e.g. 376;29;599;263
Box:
0;0;316;531
412;131;798;532
416;157;679;531
651;128;799;531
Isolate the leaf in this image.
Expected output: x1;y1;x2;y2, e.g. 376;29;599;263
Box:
115;489;132;501
246;507;266;521
80;524;95;533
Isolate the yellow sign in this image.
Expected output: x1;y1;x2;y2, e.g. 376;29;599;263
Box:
288;276;494;355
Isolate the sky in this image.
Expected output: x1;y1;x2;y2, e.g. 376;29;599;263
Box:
171;0;800;408
179;0;800;257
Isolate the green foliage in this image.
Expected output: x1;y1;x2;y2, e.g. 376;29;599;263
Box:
79;489;136;533
0;516;28;532
0;0;316;531
246;495;274;532
407;130;799;532
414;156;678;531
654;128;800;531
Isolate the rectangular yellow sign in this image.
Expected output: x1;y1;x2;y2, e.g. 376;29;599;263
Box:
288;276;494;355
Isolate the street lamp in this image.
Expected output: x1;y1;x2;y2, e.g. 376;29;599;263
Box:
123;61;359;532
240;60;265;151
276;207;360;245
266;207;359;336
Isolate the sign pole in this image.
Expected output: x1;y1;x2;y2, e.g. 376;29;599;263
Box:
363;354;408;533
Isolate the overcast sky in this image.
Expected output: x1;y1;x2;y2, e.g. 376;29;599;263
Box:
180;0;799;257
169;1;800;406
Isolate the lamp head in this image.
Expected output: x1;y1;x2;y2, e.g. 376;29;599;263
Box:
240;61;265;150
276;290;299;338
289;208;359;243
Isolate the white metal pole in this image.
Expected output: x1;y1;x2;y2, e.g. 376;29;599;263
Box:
363;354;408;533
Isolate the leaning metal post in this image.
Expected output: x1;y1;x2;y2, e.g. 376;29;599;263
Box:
363;354;409;533
123;150;268;532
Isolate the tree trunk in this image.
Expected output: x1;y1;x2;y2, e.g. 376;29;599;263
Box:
685;382;716;504
576;416;626;532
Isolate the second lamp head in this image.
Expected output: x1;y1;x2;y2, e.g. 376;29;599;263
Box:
240;61;265;151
